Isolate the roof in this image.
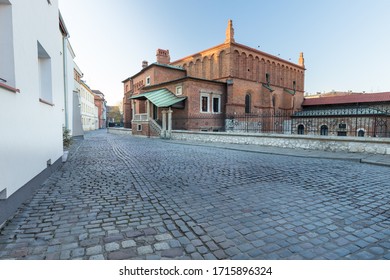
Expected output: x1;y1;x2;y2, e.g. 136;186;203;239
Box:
122;63;185;83
92;90;105;97
303;92;390;106
130;88;186;108
293;107;389;117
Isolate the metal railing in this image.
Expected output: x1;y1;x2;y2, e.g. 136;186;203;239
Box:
170;106;390;138
133;113;148;121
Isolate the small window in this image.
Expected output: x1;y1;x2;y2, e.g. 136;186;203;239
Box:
0;2;16;88
320;125;328;136
146;76;150;86
176;86;182;95
266;73;271;84
212;96;221;113
37;41;53;104
339;123;347;129
358;130;365;137
201;95;209;113
297;124;304;135
137;124;142;131
245;94;251;114
337;131;347;136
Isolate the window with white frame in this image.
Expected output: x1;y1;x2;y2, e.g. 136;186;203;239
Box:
37;41;53;104
146;76;151;86
212;96;221;113
0;1;16;88
200;94;209;113
176;86;182;95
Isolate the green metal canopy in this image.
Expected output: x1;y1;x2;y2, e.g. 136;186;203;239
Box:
130;88;186;108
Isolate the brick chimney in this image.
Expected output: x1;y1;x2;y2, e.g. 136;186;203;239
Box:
156;49;170;64
298;52;305;68
142;60;148;69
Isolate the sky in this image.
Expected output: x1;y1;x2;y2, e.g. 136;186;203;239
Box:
59;0;390;105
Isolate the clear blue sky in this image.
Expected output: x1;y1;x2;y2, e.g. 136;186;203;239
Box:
59;0;390;105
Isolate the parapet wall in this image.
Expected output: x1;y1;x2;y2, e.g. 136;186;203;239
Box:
171;131;390;155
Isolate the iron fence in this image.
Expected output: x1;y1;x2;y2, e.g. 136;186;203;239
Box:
292;106;390;138
170;105;390;138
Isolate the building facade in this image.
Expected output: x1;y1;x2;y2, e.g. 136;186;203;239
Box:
92;90;107;129
72;62;84;137
123;20;305;137
292;92;390;137
0;0;66;225
80;80;97;131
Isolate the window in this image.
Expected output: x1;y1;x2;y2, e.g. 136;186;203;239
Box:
176;86;182;95
37;41;53;104
146;76;150;86
212;96;221;113
137;124;142;131
320;125;328;136
201;95;209;113
358;130;365;137
337;131;347;136
265;73;271;84
339;123;347;129
297;124;304;135
245;94;251;114
0;1;16;89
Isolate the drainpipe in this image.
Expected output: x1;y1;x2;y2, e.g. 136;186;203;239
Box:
63;35;70;130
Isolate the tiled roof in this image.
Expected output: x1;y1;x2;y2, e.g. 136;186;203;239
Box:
303;92;390;106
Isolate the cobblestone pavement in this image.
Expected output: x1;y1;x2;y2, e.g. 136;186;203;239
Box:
0;130;389;260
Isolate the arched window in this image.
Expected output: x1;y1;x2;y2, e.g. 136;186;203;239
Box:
245;94;251;114
320;125;328;136
297;124;304;135
358;129;365;137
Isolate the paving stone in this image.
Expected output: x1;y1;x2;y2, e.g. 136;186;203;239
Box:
105;242;120;252
154;242;170;251
155;233;172;241
122;240;136;248
125;230;143;238
108;249;137;260
86;245;102;256
137;245;153;255
367;246;385;255
161;248;184;258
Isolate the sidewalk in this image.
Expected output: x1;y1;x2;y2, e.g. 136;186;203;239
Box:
167;139;390;167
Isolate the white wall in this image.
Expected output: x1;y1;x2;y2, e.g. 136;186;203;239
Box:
63;40;77;135
0;0;64;198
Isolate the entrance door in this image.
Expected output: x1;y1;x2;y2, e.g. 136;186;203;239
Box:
152;104;158;120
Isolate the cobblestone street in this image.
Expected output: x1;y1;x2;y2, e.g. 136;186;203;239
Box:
0;130;389;260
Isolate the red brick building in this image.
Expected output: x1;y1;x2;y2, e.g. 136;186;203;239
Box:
122;20;305;137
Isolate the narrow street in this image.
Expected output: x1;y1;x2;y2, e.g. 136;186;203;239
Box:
0;130;389;260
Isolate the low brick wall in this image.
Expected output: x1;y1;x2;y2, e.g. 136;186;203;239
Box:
107;127;132;135
171;130;390;155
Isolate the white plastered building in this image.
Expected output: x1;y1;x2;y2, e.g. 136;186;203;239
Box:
0;0;69;225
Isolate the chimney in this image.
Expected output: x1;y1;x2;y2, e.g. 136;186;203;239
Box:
142;60;148;69
156;49;170;64
298;52;305;68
